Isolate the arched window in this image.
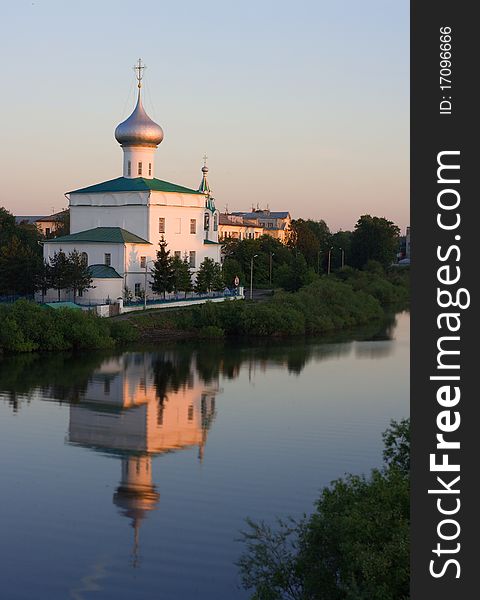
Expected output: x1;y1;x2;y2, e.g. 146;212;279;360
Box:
138;161;143;175
81;252;88;266
213;213;218;231
204;212;210;231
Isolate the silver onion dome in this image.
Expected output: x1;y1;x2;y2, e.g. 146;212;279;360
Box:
115;91;164;147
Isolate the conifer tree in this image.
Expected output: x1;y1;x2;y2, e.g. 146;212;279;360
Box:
194;257;223;293
150;237;174;299
67;249;94;302
49;250;71;301
172;253;193;297
212;262;224;291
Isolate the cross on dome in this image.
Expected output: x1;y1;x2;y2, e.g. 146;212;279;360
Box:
134;58;145;88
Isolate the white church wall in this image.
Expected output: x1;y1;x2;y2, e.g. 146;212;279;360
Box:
39;277;122;304
43;242;126;274
80;278;123;304
70;194;149;239
148;193;220;267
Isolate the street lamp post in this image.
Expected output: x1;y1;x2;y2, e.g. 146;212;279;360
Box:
327;247;333;275
144;259;154;310
250;254;258;300
269;252;275;286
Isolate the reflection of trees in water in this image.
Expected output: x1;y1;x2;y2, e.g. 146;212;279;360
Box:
0;351;107;410
0;313;401;411
354;341;395;359
150;350;193;403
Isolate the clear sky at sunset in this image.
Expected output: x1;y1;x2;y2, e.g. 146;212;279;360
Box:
0;0;409;232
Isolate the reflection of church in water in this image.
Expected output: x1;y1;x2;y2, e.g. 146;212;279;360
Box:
67;352;218;564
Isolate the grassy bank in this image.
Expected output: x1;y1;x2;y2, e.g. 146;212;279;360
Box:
0;300;137;353
0;267;408;353
125;267;409;342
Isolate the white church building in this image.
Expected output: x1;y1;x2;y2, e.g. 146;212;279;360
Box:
42;60;221;304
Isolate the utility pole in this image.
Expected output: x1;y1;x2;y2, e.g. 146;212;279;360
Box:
327;247;333;275
250;254;258;300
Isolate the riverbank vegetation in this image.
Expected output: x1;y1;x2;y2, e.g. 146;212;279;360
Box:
0;300;138;353
124;265;408;341
238;419;410;600
0;264;408;352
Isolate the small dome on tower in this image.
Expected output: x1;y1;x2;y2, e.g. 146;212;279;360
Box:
115;90;164;147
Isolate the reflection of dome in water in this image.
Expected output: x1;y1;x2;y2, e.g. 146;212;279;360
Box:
113;455;159;518
112;455;160;567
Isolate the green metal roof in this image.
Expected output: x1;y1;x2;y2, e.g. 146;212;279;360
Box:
45;302;82;310
68;177;204;195
203;239;222;245
88;264;123;279
47;227;151;245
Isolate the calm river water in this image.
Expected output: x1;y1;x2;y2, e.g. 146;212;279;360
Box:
0;311;409;600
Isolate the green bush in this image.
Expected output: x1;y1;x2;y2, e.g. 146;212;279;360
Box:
238;420;410;600
197;325;225;339
108;320;139;345
0;300;127;353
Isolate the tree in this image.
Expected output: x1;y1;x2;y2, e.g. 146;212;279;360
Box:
238;419;410;600
276;253;315;292
222;235;292;286
330;230;352;270
67;249;94;302
150;237;174;298
172;254;193;297
37;260;53;302
222;257;244;288
350;215;401;269
0;207;17;246
288;219;332;271
49;250;71;301
0;236;43;296
53;210;70;238
0;207;44;297
194;257;222;293
212;262;224;291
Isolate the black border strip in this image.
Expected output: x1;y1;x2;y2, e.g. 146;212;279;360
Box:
411;2;477;596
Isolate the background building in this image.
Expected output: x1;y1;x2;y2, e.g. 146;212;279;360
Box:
219;208;291;243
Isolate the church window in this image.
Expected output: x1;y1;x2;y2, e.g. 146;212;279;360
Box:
204;212;210;230
213;214;218;231
78;289;83;297
127;160;131;176
188;405;194;421
45;227;51;236
148;163;152;176
138;162;143;176
159;218;165;233
189;251;196;268
104;253;111;266
81;252;88;265
134;283;141;296
190;219;196;234
140;256;146;269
